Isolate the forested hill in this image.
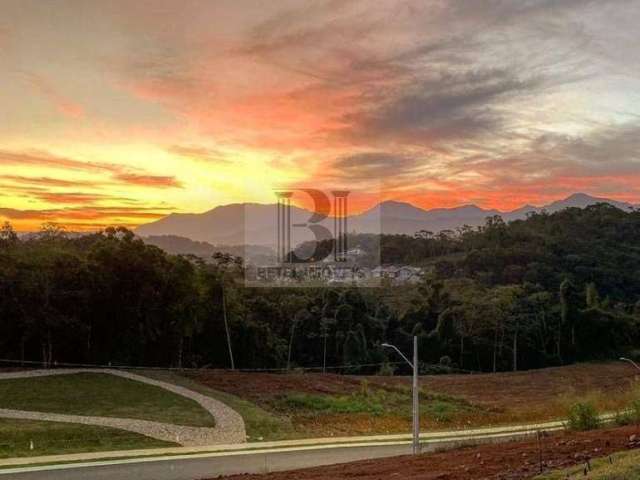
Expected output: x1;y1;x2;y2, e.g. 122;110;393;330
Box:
379;203;640;301
0;203;639;374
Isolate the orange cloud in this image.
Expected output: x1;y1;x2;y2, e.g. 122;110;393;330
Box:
0;175;97;188
0;150;182;189
29;192;125;205
0;206;170;232
114;173;183;188
4;0;640;232
0;149;121;173
167;145;232;165
23;73;85;119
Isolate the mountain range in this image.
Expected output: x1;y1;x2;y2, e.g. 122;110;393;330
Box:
136;193;637;247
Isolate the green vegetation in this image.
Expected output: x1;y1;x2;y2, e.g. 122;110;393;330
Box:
614;388;640;426
0;373;214;427
276;393;386;415
615;399;640;426
2;204;640;373
0;418;174;459
566;401;600;431
536;449;640;479
269;388;479;424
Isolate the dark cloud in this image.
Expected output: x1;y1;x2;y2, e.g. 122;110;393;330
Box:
553;126;639;158
241;0;363;56
447;122;640;192
338;69;540;146
532;124;640;177
331;152;423;181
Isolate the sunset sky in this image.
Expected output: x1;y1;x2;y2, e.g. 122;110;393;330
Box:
2;0;640;230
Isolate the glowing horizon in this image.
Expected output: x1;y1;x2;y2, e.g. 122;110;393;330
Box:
2;1;640;231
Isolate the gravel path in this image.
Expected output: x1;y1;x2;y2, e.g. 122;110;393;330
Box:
0;369;246;446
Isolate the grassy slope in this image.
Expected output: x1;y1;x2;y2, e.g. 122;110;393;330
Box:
0;373;214;427
536;449;640;479
137;370;294;441
270;388;483;423
0;418;174;459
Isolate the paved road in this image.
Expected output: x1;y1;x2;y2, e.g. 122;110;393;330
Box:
0;427;559;480
0;443;413;480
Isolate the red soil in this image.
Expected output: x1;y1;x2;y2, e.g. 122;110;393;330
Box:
219;425;640;480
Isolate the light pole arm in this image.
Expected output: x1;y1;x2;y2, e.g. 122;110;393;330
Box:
383;344;414;370
620;357;640;372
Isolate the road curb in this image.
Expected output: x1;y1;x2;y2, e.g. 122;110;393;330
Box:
0;413;619;479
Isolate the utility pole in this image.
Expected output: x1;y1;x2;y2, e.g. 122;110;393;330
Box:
382;336;420;454
322;327;328;374
222;285;235;370
412;335;419;454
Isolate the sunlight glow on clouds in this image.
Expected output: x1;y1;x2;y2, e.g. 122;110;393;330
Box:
1;0;640;230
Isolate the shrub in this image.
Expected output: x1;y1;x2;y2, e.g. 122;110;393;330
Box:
566;402;600;431
377;363;396;376
427;400;454;423
630;399;640;422
615;398;640;426
360;379;369;397
439;356;452;367
615;410;634;426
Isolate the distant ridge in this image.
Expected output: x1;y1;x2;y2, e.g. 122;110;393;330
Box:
135;193;637;246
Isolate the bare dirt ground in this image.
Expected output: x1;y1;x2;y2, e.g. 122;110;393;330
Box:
188;371;364;401
191;362;636;405
373;362;637;410
371;362;639;425
189;362;639;436
217;425;640;480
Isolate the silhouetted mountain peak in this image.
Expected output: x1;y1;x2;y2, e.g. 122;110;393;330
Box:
135;193;634;245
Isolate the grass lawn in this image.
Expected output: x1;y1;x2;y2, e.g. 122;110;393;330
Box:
0;418;174;459
536;449;640;479
272;388;479;420
0;373;214;427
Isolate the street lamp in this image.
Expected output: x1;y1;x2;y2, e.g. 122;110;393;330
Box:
382;336;420;455
620;357;640;372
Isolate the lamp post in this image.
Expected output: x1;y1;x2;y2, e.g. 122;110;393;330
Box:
620;357;640;372
382;336;420;454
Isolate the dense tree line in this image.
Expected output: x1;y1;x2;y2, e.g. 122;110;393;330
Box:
1;203;639;373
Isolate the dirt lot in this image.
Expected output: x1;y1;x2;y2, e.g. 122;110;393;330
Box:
188;362;639;437
374;362;637;410
218;425;640;480
191;362;636;406
189;371;364;401
371;362;639;425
